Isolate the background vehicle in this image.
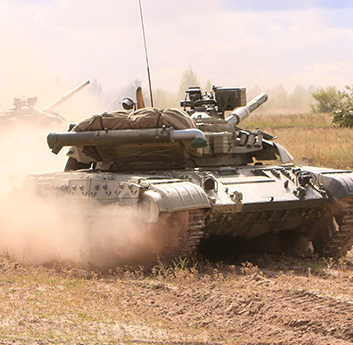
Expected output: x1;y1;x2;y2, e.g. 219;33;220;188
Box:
0;80;90;127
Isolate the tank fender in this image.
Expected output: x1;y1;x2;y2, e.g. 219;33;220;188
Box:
317;172;353;200
141;182;210;222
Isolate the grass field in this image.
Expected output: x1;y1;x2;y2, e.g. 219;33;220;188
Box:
242;112;353;170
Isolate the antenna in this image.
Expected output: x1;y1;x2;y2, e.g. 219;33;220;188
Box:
138;0;154;107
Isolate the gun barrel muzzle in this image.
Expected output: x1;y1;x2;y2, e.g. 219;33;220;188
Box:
226;93;268;126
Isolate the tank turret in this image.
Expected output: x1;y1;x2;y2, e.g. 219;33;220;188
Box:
47;86;291;171
0;80;90;126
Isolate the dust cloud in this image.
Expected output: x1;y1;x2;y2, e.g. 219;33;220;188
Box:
0;187;167;270
0;110;170;271
0;5;173;270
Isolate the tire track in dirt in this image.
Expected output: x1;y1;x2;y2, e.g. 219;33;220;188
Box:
278;289;353;342
1;254;353;344
119;268;353;345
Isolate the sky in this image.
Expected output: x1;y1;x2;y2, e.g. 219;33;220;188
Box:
1;0;353;112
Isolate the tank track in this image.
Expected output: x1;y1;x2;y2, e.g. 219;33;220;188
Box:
322;197;353;258
162;209;206;260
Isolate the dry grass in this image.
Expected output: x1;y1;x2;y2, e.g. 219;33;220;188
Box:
242;112;331;130
0;253;353;344
242;113;353;169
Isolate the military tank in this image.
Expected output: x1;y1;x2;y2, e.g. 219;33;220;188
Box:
0;80;90;127
31;85;353;263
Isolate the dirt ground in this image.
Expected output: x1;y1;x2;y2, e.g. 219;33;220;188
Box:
0;250;352;345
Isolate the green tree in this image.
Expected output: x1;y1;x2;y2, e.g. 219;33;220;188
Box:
178;67;200;100
311;85;353;127
153;88;179;108
311;86;342;113
331;85;353;127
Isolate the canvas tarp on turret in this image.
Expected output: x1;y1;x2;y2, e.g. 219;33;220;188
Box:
73;107;196;132
64;107;202;167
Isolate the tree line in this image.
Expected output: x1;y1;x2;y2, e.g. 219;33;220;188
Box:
91;68;353;128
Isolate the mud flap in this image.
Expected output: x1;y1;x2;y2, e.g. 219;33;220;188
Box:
317;172;353;200
141;182;210;223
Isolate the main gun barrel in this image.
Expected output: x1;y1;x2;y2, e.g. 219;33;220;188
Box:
42;80;90;114
47;128;207;154
226;93;268;126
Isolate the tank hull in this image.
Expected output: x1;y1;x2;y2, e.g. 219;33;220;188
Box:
31;163;353;260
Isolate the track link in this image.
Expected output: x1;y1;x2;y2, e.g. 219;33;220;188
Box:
322;197;353;258
162;209;206;260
